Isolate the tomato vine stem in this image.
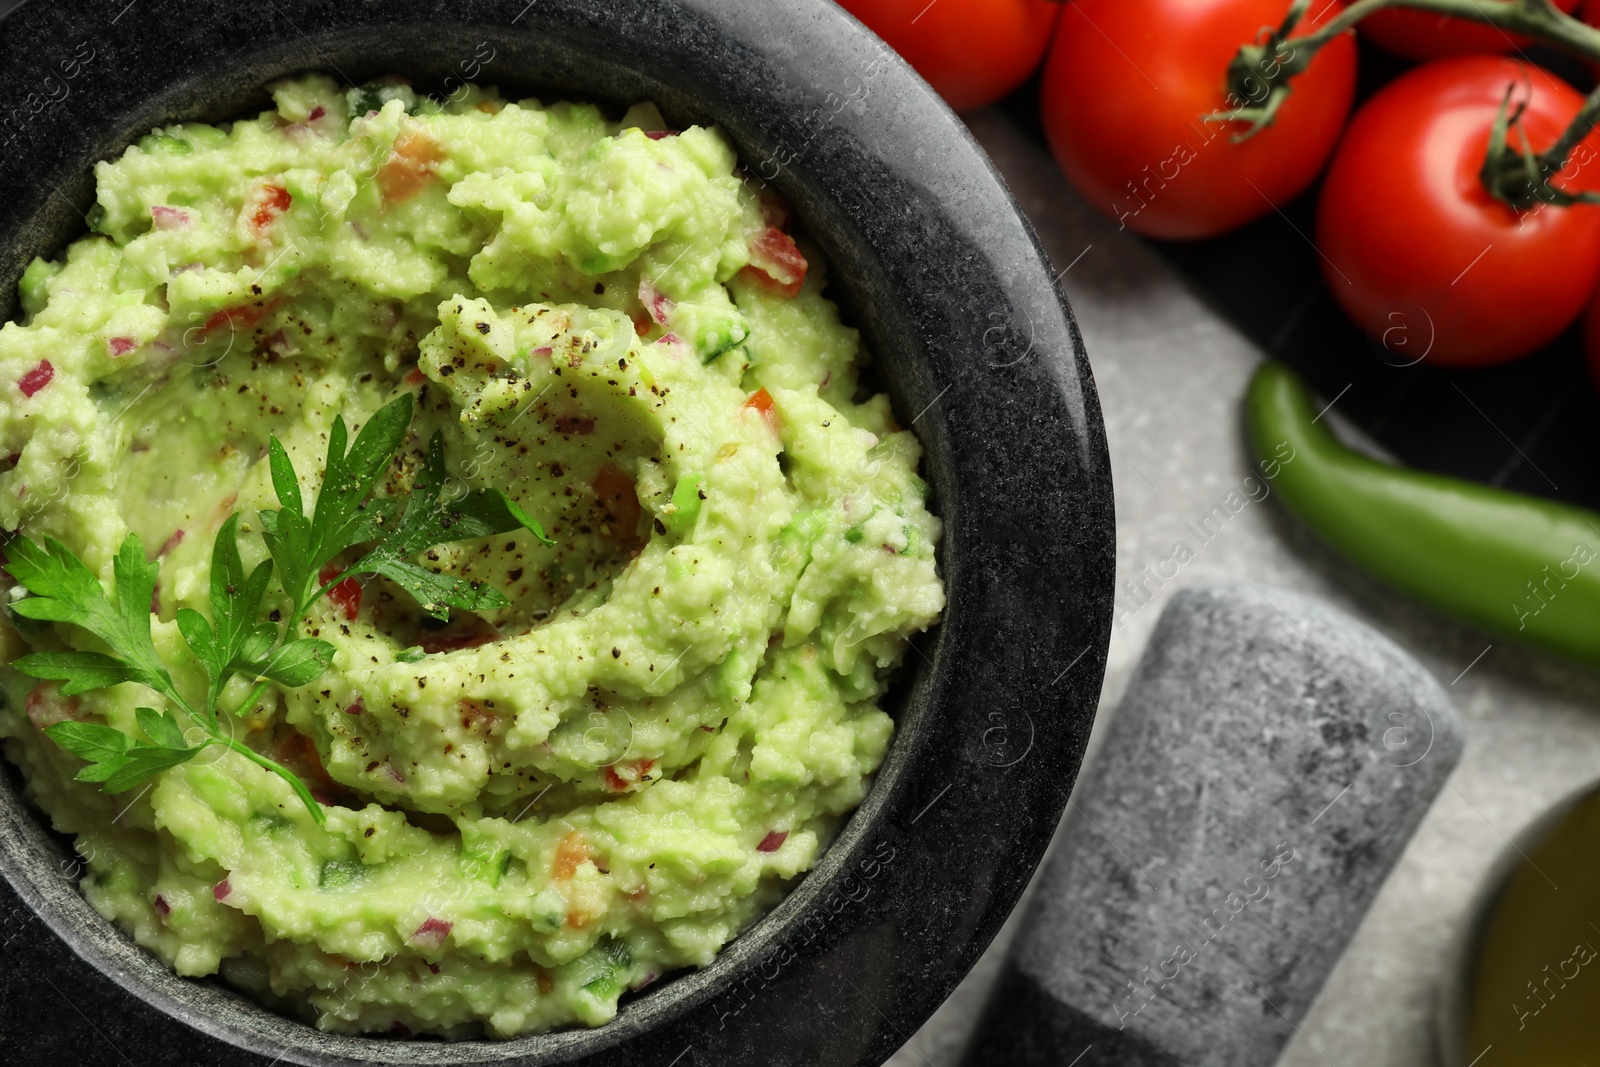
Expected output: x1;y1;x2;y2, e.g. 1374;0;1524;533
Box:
1212;0;1600;209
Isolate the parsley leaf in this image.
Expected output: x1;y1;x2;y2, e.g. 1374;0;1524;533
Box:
9;534;174;696
176;514;278;716
261;394;414;620
94;744;200;793
344;432;552;619
12;388;550;822
10;650;139;696
266;398;551;623
136;706;188;750
45;721;133;764
256;638;337;687
48;709;198;793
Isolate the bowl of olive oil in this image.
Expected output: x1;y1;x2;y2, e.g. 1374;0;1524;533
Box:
1439;779;1600;1067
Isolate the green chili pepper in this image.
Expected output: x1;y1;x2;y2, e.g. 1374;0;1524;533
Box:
1246;360;1600;667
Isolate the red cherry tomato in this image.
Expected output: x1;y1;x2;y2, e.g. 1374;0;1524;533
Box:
1317;57;1600;368
1361;0;1582;61
837;0;1060;112
1041;0;1357;240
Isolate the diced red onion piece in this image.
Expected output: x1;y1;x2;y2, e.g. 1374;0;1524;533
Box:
638;277;674;325
17;360;53;398
150;205;191;230
413;916;453;950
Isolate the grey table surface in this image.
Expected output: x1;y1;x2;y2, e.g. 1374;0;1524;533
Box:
885;110;1600;1067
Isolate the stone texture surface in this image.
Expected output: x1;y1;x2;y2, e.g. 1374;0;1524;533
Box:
972;583;1464;1066
884;108;1600;1067
0;3;1114;1065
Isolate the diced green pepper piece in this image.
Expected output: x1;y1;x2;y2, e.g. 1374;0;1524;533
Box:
664;473;704;537
141;133;192;154
319;859;364;889
18;258;59;318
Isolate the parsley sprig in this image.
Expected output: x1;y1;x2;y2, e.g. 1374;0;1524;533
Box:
8;393;549;822
263;395;551;626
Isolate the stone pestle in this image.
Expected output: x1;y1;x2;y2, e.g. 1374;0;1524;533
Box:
962;582;1464;1067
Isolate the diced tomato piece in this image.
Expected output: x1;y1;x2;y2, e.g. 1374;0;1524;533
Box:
378;130;446;203
740;226;807;298
553;415;596;436
249;184;292;232
743;387;779;430
643;129;679;140
108;336;137;357
25;684;80;729
210;492;239;530
591;463;644;553
319;562;362;620
308;105;326;121
344;698;365;717
213;879;232;901
459;700;498;731
416;629;496;655
202;299;276;335
405;366;426;386
17;360;53;398
275;730;334;788
551;831;593;880
153;894;171;918
757;830;788;853
602;757;657;792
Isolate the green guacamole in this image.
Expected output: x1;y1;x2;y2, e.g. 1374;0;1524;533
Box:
0;75;944;1036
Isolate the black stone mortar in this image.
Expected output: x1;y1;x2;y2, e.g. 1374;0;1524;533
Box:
0;1;1115;1064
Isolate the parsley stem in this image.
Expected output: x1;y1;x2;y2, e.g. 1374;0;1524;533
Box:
236;677;274;719
159;682;215;735
222;737;326;824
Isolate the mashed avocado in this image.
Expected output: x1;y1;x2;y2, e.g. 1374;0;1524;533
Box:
0;75;944;1037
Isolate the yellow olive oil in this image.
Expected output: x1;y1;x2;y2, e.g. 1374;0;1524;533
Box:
1469;788;1600;1065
